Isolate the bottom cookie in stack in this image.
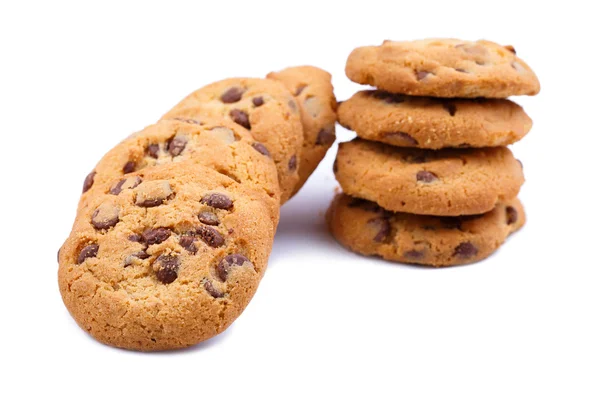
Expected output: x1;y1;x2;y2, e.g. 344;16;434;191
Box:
327;193;525;267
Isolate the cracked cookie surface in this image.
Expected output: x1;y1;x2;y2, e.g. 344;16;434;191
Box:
78;117;280;224
327;193;525;267
162;78;303;203
267;66;337;195
346;38;540;98
59;163;276;351
334;139;524;216
338;90;532;149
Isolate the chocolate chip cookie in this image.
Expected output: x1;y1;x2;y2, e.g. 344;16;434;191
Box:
346;39;540;98
267;66;337;194
79;117;280;222
162;78;304;203
334;139;524;216
60;162;276;351
327;193;525;267
338;90;532;149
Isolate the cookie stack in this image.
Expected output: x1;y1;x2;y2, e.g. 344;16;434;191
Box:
58;66;337;351
328;39;540;267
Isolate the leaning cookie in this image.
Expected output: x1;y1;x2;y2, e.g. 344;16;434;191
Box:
346;39;540;98
338;90;532;149
334;139;524;216
267;66;337;195
79;117;280;224
162;78;303;204
327;193;525;267
59;162;275;351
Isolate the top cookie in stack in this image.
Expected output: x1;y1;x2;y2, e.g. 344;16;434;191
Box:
329;38;539;267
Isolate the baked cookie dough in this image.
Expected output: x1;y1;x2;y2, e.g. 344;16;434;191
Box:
327;193;525;267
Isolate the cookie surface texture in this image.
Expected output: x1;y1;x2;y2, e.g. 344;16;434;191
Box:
327;193;525;267
59;163;276;351
267;66;337;195
338;90;532;149
334;139;524;216
162;78;304;203
78;118;280;223
345;39;540;98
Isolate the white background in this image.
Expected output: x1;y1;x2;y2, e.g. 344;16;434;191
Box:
1;1;599;399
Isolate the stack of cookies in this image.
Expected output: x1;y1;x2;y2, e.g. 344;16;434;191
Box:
328;39;540;267
58;66;337;351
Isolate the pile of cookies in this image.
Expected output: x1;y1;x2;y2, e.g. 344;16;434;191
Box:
58;66;337;351
329;39;540;266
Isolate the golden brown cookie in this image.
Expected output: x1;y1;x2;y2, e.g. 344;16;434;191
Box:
79;117;280;223
346;39;540;98
267;66;337;194
162;78;304;203
59;163;276;351
334;139;524;216
327;193;525;267
338;90;532;149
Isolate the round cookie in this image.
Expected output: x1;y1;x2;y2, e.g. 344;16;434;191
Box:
267;66;337;195
162;78;304;204
78;117;280;224
346;39;540;98
327;193;525;267
59;162;276;351
338;90;532;149
334;139;524;216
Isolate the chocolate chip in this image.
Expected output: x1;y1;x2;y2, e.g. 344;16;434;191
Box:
146;143;159;158
77;244;99;264
333;159;338;173
203;279;224;298
142;227;171;245
504;45;516;54
416;71;431;81
252;96;264;107
91;204;120;230
288;99;297;112
368;217;390;243
154;254;180;284
252;142;271;157
453;242;478;259
196;225;225;248
506;206;518;225
220;87;244;103
128;234;143;242
123;161;136;174
82;171;96;193
198;211;220;226
201;193;233;210
135;180;173;207
124;251;150;267
167;136;187;156
216;254;252;282
57;248;60;262
416;171;438;183
316;126;335;146
230;109;250;129
179;235;197;254
403;250;424;260
442;102;457;116
348;197;381;213
288;155;297;171
295;85;307;96
109;176;142;195
383;132;418;146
